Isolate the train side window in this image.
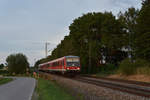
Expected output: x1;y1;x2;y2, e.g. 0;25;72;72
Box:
54;62;56;67
57;61;59;66
60;61;62;66
59;61;61;66
52;63;54;67
55;62;57;67
62;60;64;66
53;62;55;67
56;62;58;66
55;62;57;66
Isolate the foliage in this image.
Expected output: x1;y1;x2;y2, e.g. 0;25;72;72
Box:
0;64;4;69
134;58;150;67
136;0;150;60
118;58;137;75
136;67;150;75
97;64;118;76
0;70;9;75
118;58;150;75
6;53;29;74
118;7;139;59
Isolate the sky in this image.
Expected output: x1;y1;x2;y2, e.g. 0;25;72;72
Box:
0;0;142;66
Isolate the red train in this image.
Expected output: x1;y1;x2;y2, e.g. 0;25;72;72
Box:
38;56;80;74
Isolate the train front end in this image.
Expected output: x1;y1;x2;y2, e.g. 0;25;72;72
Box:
65;56;80;73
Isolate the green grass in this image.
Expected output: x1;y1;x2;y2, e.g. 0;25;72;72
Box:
35;78;75;100
0;78;13;85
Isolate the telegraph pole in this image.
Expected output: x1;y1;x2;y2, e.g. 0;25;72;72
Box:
45;42;50;57
45;42;47;57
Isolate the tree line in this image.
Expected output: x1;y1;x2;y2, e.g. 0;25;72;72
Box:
0;53;29;75
35;0;150;74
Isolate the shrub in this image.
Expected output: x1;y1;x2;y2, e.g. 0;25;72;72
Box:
6;53;29;74
118;59;136;75
118;58;150;75
134;58;149;68
98;64;117;75
136;67;150;75
0;70;9;75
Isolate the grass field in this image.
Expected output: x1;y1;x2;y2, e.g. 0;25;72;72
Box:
0;78;13;85
35;78;75;100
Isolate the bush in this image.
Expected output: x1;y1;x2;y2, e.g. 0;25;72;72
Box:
97;64;117;76
118;58;150;75
0;70;9;75
6;53;29;74
134;58;149;68
118;59;135;75
136;67;150;75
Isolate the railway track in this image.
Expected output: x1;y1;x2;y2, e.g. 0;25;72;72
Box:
81;75;150;87
75;75;150;98
39;72;150;98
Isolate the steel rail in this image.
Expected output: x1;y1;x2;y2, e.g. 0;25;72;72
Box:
81;75;150;87
75;77;150;98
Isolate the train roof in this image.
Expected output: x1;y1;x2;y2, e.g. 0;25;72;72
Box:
65;55;79;58
39;55;79;66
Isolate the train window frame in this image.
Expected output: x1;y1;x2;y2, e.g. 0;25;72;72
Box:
62;60;64;66
55;62;57;66
59;61;61;66
60;61;61;66
54;62;56;67
52;62;54;67
56;62;57;66
57;61;59;66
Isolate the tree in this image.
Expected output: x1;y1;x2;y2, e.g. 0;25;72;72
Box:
118;7;139;60
69;12;126;73
6;53;29;74
142;0;150;6
0;64;4;69
136;0;150;60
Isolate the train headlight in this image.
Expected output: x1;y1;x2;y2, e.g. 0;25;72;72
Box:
67;67;69;70
77;67;80;70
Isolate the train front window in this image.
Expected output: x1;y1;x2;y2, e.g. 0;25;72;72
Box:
66;58;80;67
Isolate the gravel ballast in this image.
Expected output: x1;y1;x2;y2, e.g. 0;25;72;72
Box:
40;73;150;100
